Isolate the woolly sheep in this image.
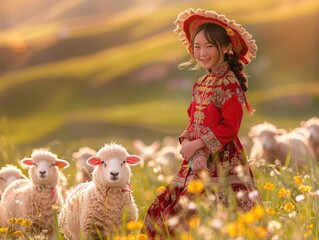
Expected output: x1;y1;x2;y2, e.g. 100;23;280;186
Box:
0;148;69;238
58;143;142;239
72;146;96;183
132;139;160;167
149;145;183;182
0;164;27;199
301;117;319;161
142;137;182;177
248;122;314;170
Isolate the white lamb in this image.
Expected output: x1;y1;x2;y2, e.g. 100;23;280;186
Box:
58;143;142;239
248;122;314;170
72;146;96;183
0;164;27;199
132;139;160;167
301;117;319;161
0;148;69;237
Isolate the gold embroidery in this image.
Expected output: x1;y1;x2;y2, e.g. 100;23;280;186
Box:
193;111;205;125
236;87;245;104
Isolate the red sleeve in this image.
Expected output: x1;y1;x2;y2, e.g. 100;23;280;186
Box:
200;81;244;153
178;102;192;144
178;83;197;144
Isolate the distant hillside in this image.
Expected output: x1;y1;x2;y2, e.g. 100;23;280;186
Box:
0;0;318;148
0;0;137;29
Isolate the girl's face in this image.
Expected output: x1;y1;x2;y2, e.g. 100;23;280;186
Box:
193;29;229;70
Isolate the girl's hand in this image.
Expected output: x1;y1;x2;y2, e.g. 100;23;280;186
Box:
179;139;204;161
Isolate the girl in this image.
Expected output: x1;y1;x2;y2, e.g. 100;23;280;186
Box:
142;8;262;238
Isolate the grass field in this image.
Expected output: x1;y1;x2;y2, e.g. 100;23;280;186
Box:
0;138;318;239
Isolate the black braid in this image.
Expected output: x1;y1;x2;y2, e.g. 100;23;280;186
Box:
227;53;248;92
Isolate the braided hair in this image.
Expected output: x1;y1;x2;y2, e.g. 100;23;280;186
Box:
226;52;248;92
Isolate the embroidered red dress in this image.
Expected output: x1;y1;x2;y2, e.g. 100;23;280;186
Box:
142;62;262;238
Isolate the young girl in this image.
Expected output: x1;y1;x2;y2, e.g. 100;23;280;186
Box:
142;8;262;238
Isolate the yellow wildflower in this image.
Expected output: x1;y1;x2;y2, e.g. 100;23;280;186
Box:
179;232;194;240
22;219;33;227
156;186;166;194
188;216;200;229
306;223;313;229
283;202;295;212
263;182;275;191
113;236;124;240
225;221;247;238
299;184;311;194
126;220;143;231
127;235;136;240
266;207;275;215
136;233;148;240
114;236;134;240
252;205;265;219
293;176;304;186
0;228;8;234
16;218;24;225
255;227;268;239
8;218;17;224
187;179;204;194
240;211;255;224
278;187;290;198
225;223;237;238
304;229;312;238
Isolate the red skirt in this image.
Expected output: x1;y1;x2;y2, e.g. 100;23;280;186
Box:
141;143;262;239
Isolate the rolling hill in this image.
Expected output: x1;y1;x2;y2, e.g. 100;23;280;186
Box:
0;0;318;151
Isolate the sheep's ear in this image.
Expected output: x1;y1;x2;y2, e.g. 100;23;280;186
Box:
20;158;33;167
86;157;101;167
126;155;142;166
56;159;70;169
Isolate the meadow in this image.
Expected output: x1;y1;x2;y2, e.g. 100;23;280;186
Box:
0;137;318;240
0;0;319;239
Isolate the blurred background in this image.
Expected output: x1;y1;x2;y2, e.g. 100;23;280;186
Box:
0;0;318;159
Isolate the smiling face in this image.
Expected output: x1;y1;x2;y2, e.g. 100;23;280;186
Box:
191;23;231;71
193;30;224;69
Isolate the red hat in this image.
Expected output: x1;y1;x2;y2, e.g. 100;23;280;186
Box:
174;8;257;65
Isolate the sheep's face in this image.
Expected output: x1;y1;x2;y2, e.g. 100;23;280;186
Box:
32;159;59;185
20;149;69;186
257;130;277;151
99;158;130;187
87;154;142;188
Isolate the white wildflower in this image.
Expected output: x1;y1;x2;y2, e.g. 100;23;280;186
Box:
267;220;282;232
295;194;305;202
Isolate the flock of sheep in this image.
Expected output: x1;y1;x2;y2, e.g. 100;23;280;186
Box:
0;117;318;239
248;117;319;170
0;143;142;239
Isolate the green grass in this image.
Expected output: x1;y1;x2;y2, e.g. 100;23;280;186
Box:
0;137;318;239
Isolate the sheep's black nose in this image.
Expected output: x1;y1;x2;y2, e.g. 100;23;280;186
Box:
39;171;46;175
110;172;119;177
